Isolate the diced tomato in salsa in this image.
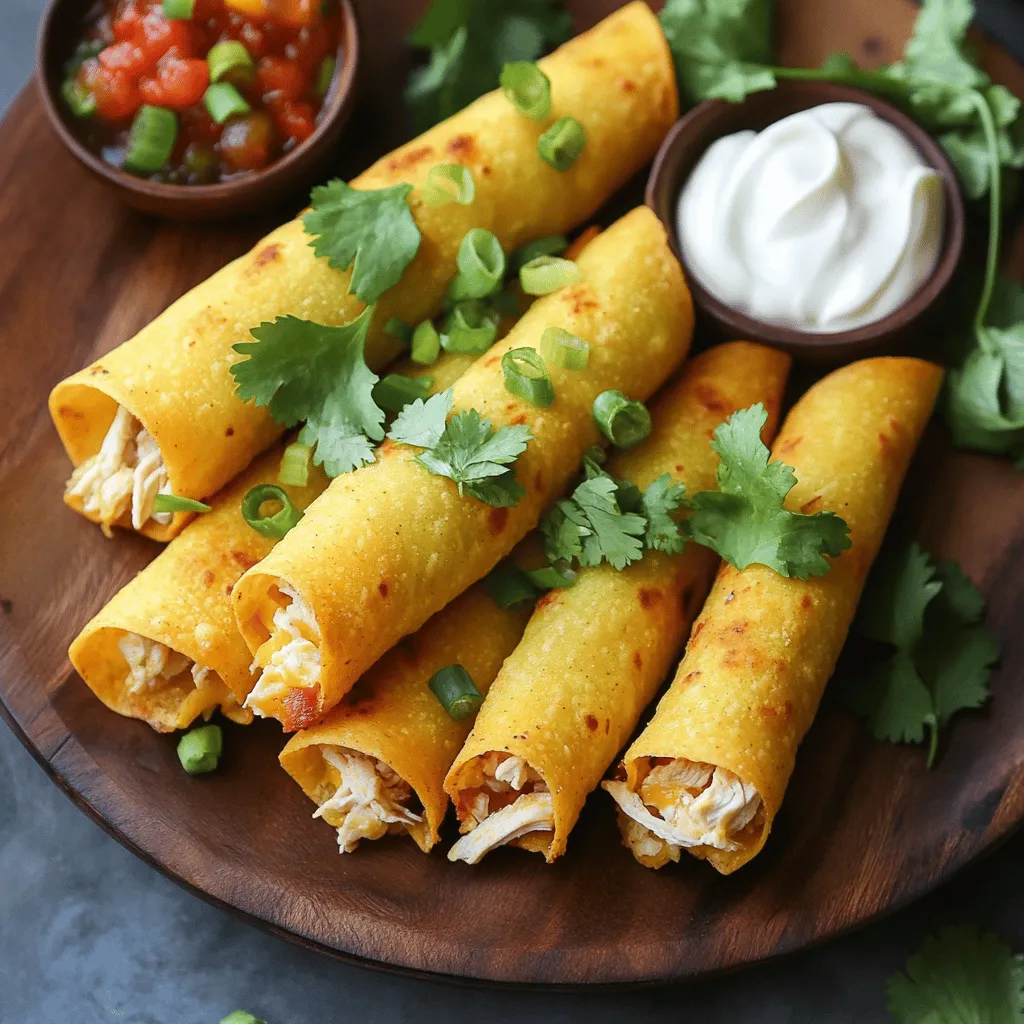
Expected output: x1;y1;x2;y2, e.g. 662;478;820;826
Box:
63;0;341;183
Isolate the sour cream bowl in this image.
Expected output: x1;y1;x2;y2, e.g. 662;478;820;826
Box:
646;81;965;361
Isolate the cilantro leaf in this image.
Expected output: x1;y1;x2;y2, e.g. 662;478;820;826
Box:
887;927;1024;1024
659;0;776;104
641;474;687;555
849;652;934;746
231;308;384;477
302;180;421;304
684;404;852;580
405;0;571;130
388;389;452;449
858;542;942;649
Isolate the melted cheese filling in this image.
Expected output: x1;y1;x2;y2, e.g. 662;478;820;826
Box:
245;584;321;717
314;748;422;853
447;754;554;865
66;406;172;536
604;760;762;858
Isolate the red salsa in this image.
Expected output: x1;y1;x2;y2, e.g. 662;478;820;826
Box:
61;0;342;183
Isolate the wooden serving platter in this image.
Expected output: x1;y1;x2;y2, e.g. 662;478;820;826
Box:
2;0;1024;987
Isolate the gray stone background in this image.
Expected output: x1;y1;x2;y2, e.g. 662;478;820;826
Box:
2;2;1024;1021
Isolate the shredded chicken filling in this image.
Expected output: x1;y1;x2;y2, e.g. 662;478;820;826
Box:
604;760;762;855
118;632;213;697
66;406;172;535
314;748;421;853
447;754;554;864
246;584;321;716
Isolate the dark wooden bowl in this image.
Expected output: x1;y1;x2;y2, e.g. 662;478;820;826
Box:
35;0;360;220
645;81;966;362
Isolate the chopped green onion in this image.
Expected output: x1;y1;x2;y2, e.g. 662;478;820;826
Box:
203;82;250;124
315;55;336;97
64;39;105;75
422;163;476;207
184;143;216;179
538;116;586;172
485;562;540;609
525;565;577;590
509;234;567;275
540;326;589;370
500;61;551;119
152;493;211;514
519;255;581;296
502;348;555;407
448;228;505;303
61;78;96;118
177;724;222;775
219;1012;266;1024
278;442;312;488
385;317;413;345
373;373;434;413
207;40;253;83
428;664;483;721
162;0;194;18
241;484;303;539
442;302;498;354
593;390;652;450
411;320;441;365
583;444;606;465
124;106;178;174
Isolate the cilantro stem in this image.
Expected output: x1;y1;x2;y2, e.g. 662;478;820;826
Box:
968;88;1002;334
925;713;939;770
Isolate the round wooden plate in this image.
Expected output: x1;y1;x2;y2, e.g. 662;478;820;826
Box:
2;0;1024;987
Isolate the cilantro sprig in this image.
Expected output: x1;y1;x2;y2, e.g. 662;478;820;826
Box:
887;927;1024;1023
388;390;532;507
659;0;1024;469
684;405;851;580
405;0;571;130
847;542;1000;767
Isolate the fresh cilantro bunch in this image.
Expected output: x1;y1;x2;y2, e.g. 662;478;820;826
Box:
231;308;385;477
659;0;1024;469
405;0;572;130
541;449;687;570
848;542;1000;767
887;927;1024;1023
684;405;851;580
388;390;532;507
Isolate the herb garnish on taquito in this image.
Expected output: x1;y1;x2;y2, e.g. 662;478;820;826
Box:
444;343;791;864
604;357;943;874
49;1;677;539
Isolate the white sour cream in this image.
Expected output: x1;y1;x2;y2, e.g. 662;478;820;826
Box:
677;102;945;334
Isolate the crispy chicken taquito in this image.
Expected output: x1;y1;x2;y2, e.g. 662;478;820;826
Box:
603;357;943;874
444;343;792;864
232;207;694;731
49;1;677;540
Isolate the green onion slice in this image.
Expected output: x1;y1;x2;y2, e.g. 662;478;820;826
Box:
540;326;589;370
278;441;312;488
65;39;105;75
583;444;607;465
593;390;652;450
411;320;441;365
162;0;194;18
207;40;253;83
519;255;581;296
509;234;567;275
152;493;211;514
241;484;303;539
384;317;413;345
177;724;222;775
428;664;484;721
538;116;586;172
315;55;336;97
423;163;476;207
500;61;551;119
373;373;434;414
61;78;96;118
442;302;498;355
448;228;505;302
124;105;177;174
219;1014;266;1024
525;565;577;590
502;348;554;407
485;562;540;609
203;82;250;124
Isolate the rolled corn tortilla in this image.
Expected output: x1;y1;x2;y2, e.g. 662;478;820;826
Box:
603;357;944;874
48;1;678;541
444;342;792;864
232;207;694;731
279;566;537;854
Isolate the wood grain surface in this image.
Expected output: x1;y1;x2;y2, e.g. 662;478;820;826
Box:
2;0;1024;986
